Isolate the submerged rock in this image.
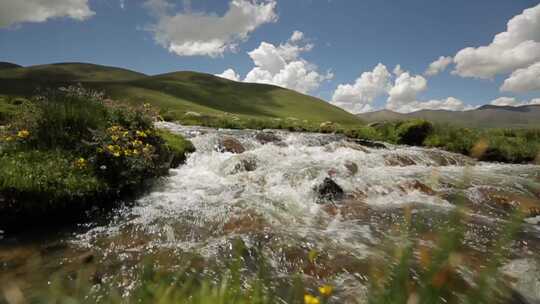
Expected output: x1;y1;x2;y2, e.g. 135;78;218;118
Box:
315;177;345;203
399;180;436;195
217;137;245;154
479;188;540;218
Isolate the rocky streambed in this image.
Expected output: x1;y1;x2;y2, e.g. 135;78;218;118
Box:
1;123;539;302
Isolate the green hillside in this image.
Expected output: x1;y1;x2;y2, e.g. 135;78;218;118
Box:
0;62;146;82
357;107;540;129
0;62;361;126
0;62;22;70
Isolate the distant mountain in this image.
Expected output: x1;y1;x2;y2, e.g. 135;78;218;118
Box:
0;62;361;126
356;106;540;128
0;62;22;70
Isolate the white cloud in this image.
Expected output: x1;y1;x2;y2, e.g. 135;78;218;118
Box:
425;56;453;76
216;31;331;94
330;63;392;113
331;64;476;113
452;4;540;79
0;0;94;28
386;71;428;111
500;61;540;93
145;0;277;57
393;97;475;113
290;30;304;42
393;64;405;77
490;97;540;107
243;31;332;93
215;68;241;81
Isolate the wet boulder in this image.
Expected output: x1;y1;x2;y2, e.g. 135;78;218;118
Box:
314;177;345;203
384;154;417;167
255;131;281;145
221;155;258;175
347;138;387;149
344;161;358;175
217;136;245;154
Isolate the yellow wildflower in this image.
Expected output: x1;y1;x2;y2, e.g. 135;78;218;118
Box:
17;129;30;139
124;149;132;157
113;151;121;157
132;149;140;155
111;135;119;142
122;131;129;137
136;130;147;138
132;140;143;147
74;158;87;169
5;136;13;142
304;294;320;304
143;103;151;108
142;144;153;154
318;285;333;297
108;125;121;133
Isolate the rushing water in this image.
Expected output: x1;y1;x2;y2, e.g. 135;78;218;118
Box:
1;123;540;302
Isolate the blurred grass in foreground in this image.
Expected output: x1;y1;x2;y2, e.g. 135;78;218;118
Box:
1;208;526;304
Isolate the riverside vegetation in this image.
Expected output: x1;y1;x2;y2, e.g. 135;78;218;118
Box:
172;112;540;164
0;86;194;230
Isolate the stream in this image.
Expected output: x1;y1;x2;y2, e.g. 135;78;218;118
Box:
1;122;540;302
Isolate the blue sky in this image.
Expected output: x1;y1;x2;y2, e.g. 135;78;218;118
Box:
1;0;539;113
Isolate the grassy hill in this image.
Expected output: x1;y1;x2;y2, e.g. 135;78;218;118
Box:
0;62;361;127
0;62;22;70
357;106;540;129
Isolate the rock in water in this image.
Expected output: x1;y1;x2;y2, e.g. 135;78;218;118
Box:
255;132;281;144
218;137;245;154
315;177;344;203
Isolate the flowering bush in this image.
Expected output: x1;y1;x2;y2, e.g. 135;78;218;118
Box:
0;86;194;230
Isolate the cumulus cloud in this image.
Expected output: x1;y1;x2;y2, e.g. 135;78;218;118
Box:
490;97;540;107
500;61;540;93
452;4;540;79
386;71;428;111
425;56;453;76
331;64;476;113
243;32;332;93
392;97;474;113
215;68;241;81
216;31;332;94
0;0;94;28
145;0;277;57
393;65;405;77
330;63;392;113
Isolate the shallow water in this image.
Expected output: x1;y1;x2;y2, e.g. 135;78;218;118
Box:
1;123;540;302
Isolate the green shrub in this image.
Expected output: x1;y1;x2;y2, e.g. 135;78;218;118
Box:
395;119;434;146
344;126;381;141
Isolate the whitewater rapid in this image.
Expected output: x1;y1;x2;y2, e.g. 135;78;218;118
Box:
2;122;539;302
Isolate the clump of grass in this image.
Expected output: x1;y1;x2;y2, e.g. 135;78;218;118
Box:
19;209;526;304
157;129;195;168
